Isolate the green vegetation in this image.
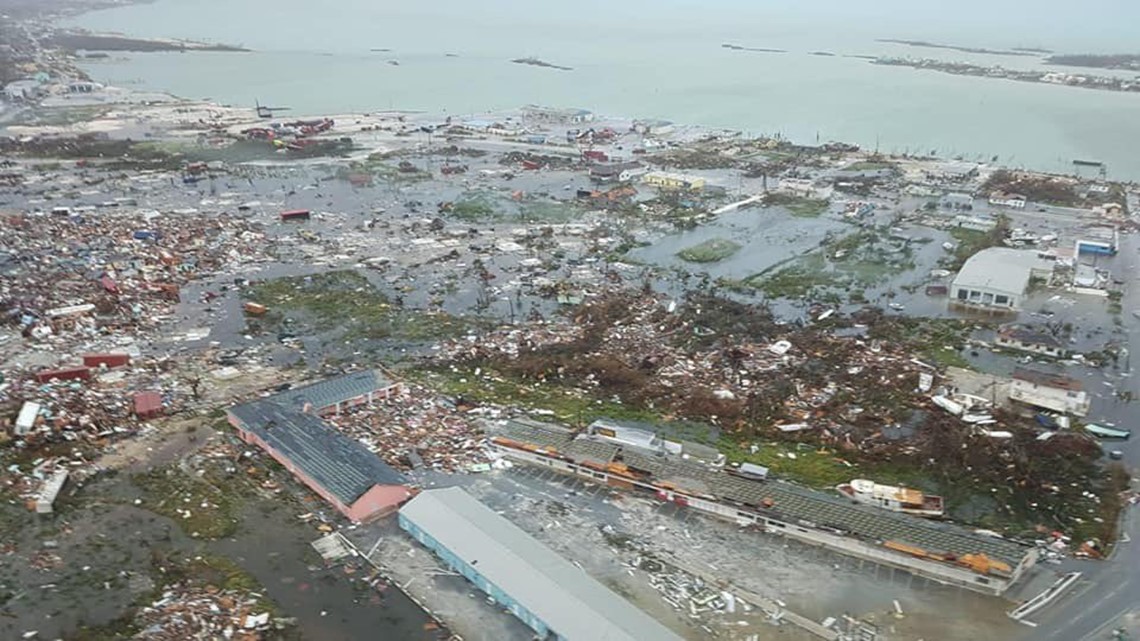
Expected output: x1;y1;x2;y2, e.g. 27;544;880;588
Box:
449;194;499;221
943;216;1009;270
677;238;742;263
869;316;978;370
764;192;830;217
132;467;240;539
845;160;896;172
721;440;926;490
8;105;110;127
412;366;661;426
246;270;475;342
922;345;971;369
519;200;582;224
746;228;916;299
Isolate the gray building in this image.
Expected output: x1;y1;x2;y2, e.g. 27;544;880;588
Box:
951;248;1053;312
399;487;685;641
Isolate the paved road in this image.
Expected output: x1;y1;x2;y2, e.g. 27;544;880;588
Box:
1029;225;1140;640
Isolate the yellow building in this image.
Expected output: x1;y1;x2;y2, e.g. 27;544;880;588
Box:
642;172;706;191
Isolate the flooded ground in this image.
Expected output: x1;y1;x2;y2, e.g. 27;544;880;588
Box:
0;427;442;641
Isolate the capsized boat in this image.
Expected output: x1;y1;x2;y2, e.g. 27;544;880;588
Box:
837;479;944;517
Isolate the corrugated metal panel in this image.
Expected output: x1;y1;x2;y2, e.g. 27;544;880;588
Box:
229;399;406;505
400;487;685;641
266;370;394;413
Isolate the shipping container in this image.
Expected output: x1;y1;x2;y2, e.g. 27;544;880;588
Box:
36;366;91;383
83;353;131;368
134;392;164;419
280;209;311;221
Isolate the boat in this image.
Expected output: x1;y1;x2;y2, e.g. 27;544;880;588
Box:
836;479;944;517
1085;423;1131;439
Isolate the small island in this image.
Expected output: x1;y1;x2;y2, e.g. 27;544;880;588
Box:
511;57;573;71
722;43;787;54
877;38;1035;57
873;56;1140;93
1047;53;1140;71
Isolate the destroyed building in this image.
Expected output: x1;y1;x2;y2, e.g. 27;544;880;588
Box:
1009;367;1091;417
227;370;411;521
487;418;1038;596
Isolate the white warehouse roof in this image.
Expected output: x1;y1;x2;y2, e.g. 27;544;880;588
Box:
952;247;1053;296
400;487;685;641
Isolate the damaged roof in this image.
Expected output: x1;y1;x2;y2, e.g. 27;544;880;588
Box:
266;369;395;412
488;419;1029;567
229;399;407;505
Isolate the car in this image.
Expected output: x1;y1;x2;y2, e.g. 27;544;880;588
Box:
1110;450;1125;460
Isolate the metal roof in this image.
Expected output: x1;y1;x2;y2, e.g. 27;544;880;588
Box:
266;369;394;412
400;487;685;641
999;326;1062;349
951;248;1051;296
1012;367;1082;391
229;400;406;505
488;419;1029;568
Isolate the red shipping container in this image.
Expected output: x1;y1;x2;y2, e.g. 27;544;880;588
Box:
36;366;91;384
134;392;164;419
83;353;131;368
280;209;311;221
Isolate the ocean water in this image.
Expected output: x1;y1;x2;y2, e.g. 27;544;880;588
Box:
66;0;1140;178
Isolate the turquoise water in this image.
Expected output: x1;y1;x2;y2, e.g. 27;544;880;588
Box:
67;0;1140;177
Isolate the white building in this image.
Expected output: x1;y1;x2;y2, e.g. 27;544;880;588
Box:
777;178;832;200
1009;367;1090;417
951;248;1054;312
953;215;997;232
995;326;1066;358
3;79;41;102
988;191;1027;209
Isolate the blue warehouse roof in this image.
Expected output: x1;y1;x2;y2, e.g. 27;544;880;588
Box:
401;487;685;641
230;395;406;506
267;369;394;412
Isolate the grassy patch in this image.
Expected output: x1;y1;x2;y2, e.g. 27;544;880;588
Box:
449;194;500;222
519;200;581;224
719;439;928;490
922;345;971;369
942;216;1010;270
677;238;742;263
245;270;475;342
844;160;896;172
411;366;662;426
746;228;916;299
132;467;240;540
764;192;830;217
8;105;110;127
